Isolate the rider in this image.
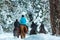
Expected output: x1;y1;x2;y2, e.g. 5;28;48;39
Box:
19;15;27;25
14;19;20;28
19;15;28;28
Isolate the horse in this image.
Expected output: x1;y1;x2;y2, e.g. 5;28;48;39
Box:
13;24;28;39
15;25;28;38
19;24;28;39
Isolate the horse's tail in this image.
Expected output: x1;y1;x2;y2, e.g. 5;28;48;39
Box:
24;26;28;33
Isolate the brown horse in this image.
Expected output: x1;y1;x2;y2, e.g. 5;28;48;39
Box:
16;24;28;39
13;24;28;39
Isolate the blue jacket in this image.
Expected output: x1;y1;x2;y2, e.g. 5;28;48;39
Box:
20;17;26;25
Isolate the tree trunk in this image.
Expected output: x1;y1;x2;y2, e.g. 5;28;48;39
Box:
49;0;60;35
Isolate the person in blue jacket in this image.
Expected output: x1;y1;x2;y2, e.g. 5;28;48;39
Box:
20;15;28;29
20;15;27;25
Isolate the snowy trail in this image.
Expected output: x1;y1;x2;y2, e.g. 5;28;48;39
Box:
0;33;30;40
25;34;60;40
0;33;60;40
0;33;19;40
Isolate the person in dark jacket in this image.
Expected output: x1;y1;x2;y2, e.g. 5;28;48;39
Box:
14;19;20;28
31;22;37;29
30;22;38;35
13;19;20;38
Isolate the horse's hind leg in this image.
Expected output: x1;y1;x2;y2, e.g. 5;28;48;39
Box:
16;32;19;38
24;33;25;38
21;33;25;39
20;25;26;39
21;33;24;39
20;25;24;39
17;34;19;38
17;28;20;38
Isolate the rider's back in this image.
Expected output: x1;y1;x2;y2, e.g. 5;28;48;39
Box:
14;20;20;28
19;15;28;30
20;17;26;25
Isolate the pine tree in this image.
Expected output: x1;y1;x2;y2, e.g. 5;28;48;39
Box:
49;0;60;35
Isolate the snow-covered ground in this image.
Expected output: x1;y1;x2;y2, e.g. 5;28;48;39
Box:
0;33;60;40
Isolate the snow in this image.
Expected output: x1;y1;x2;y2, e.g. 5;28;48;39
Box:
0;33;19;40
25;34;60;40
37;5;41;8
21;12;27;15
0;33;60;40
0;25;3;34
6;17;13;24
25;34;44;40
10;0;19;1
